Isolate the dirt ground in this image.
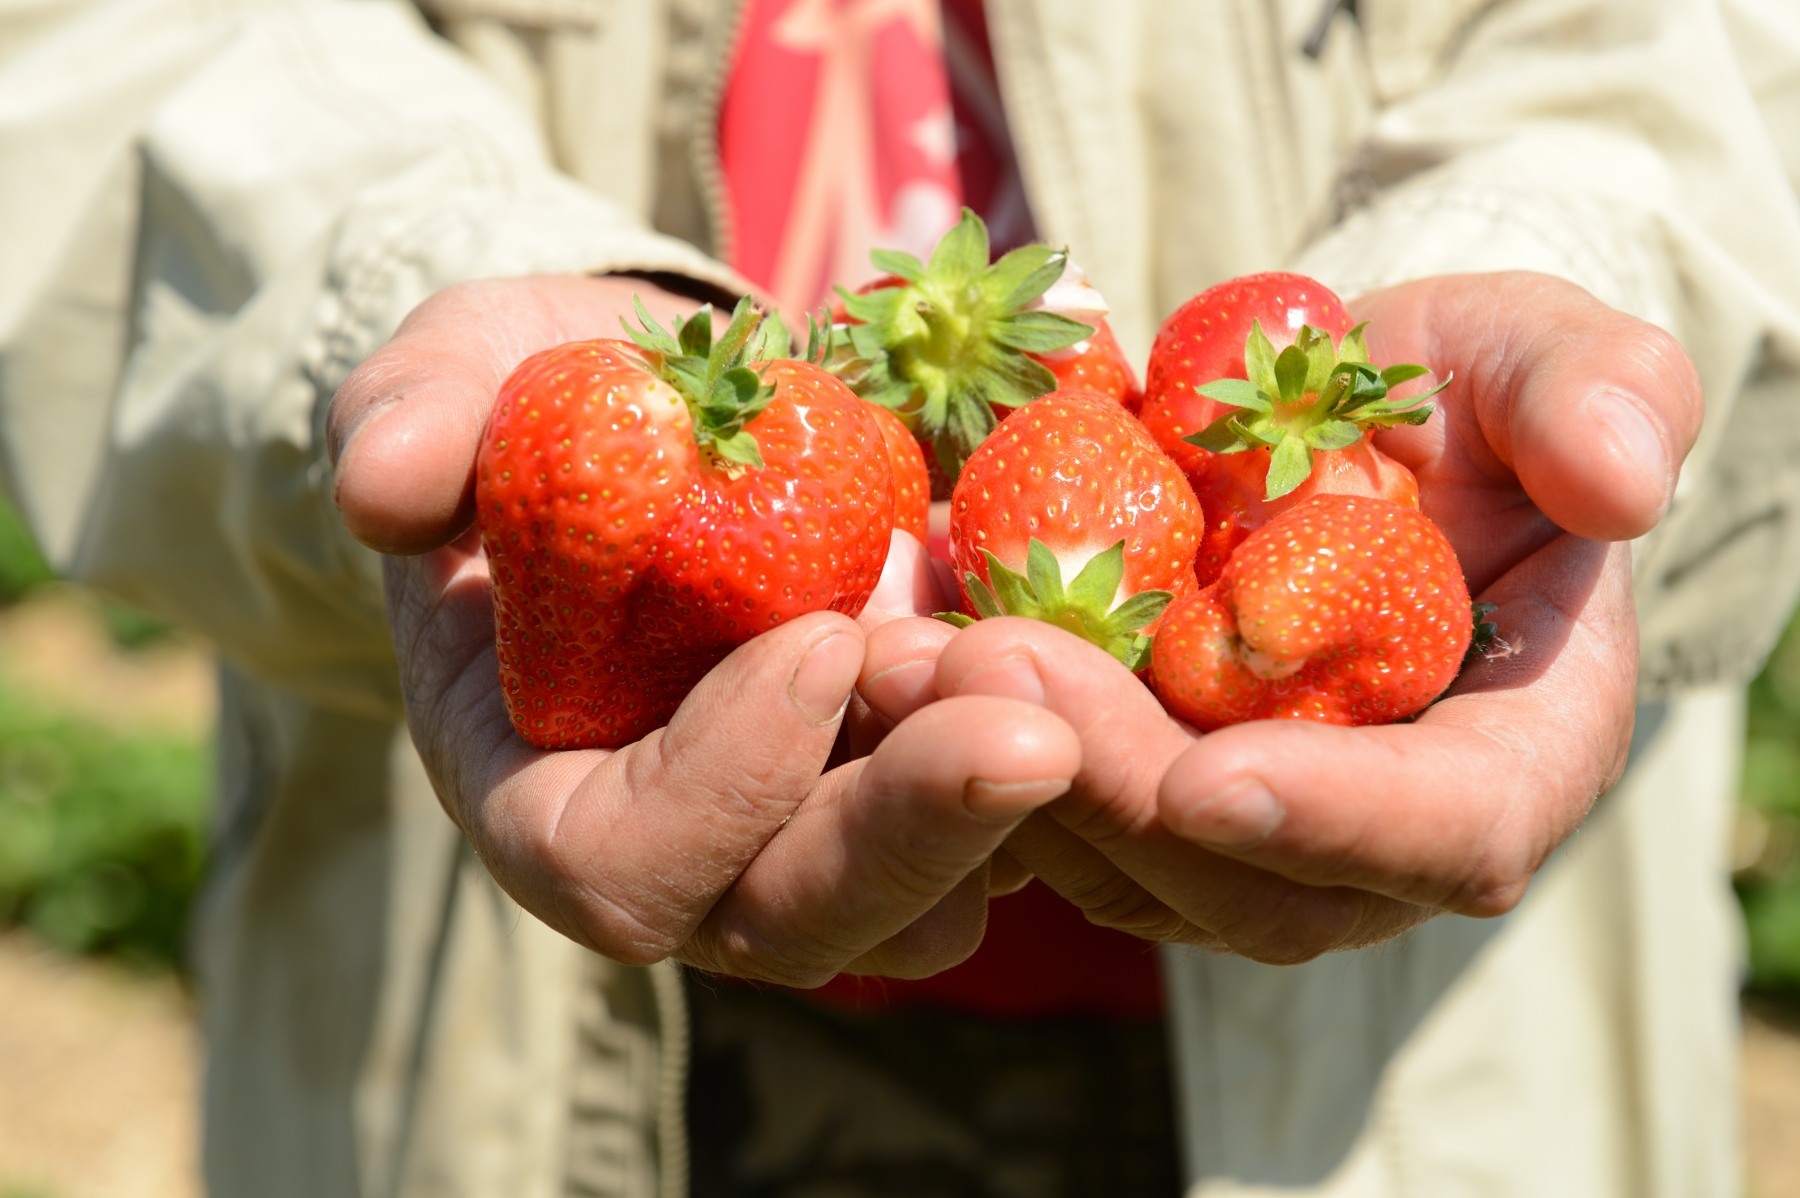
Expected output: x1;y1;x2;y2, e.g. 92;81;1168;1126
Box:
2;589;1799;1197
1;938;1798;1198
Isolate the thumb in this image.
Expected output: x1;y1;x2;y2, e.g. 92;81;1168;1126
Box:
1360;272;1704;541
329;275;708;555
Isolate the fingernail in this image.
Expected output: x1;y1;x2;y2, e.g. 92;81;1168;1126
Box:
1587;390;1671;516
860;657;937;721
1169;778;1284;849
963;777;1072;823
953;653;1046;706
791;632;861;724
328;396;402;509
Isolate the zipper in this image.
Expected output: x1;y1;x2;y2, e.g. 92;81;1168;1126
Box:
689;0;752;269
650;959;691;1198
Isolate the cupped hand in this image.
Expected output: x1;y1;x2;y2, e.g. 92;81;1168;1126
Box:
861;271;1704;963
330;274;1065;985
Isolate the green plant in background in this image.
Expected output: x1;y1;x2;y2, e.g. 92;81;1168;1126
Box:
1736;609;1800;1001
0;684;211;969
0;495;209;971
0;1183;64;1198
0;495;53;604
0;495;173;647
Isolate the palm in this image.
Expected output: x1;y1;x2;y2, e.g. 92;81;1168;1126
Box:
860;271;1705;963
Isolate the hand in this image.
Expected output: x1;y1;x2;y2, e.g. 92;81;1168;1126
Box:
861;272;1704;963
330;274;1074;985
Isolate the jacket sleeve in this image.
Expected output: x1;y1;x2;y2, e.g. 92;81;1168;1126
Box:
1289;0;1800;697
0;0;740;717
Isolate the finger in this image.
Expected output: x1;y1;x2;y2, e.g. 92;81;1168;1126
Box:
330;275;703;554
931;617;1194;815
683;694;1082;986
987;845;1034;896
436;611;867;963
839;870;996;979
1000;812;1206;946
1359;272;1704;541
857;615;957;727
1157;534;1636;918
858;529;958;628
932;619;1421;962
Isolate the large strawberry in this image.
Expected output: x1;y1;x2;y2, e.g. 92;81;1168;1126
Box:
944;390;1203;670
476;300;896;749
834;209;1137;486
1141;272;1444;584
1149;494;1472;729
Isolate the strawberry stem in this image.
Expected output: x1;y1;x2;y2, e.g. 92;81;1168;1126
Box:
833;209;1094;481
1185;320;1449;500
936;539;1172;671
625;296;778;470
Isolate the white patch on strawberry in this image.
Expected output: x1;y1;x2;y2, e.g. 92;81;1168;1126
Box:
1236;644;1306;681
1050;540;1130;606
1029;259;1109;362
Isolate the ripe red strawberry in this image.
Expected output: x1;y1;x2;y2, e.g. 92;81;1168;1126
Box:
944;390;1203;669
833;209;1135;487
1039;319;1142;413
865;400;930;544
1141;272;1353;476
1149;494;1472;729
1141;272;1445;585
476;300;896;749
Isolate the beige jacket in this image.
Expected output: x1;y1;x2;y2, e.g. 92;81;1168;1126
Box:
2;1;1799;1195
4;0;1799;705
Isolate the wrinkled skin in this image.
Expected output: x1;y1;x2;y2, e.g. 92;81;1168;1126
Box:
331;270;1701;976
858;271;1702;963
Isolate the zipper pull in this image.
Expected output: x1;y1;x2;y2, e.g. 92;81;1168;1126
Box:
1303;0;1358;60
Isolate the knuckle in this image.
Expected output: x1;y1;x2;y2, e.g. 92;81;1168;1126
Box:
1059;873;1189;942
1048;791;1155;856
1458;877;1530;920
688;916;846;988
1437;830;1533;918
864;826;992;910
516;806;692;964
563;880;686;966
1212;884;1361;965
647;724;806;834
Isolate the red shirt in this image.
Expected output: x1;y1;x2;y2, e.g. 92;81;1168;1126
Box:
716;0;1163;1020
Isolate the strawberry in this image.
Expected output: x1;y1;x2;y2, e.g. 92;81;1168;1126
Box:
833;209;1135;487
1141;272;1353;476
1039;318;1142;413
865;400;930;544
476;300;895;749
1149;494;1472;729
943;390;1204;669
1141;272;1445;585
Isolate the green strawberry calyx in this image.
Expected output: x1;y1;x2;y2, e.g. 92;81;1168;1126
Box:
936;539;1172;672
1464;601;1501;666
1183;321;1450;501
624;295;780;472
833;208;1095;482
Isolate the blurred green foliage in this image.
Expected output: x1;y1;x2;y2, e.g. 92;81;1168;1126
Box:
0;497;209;971
0;495;53;602
0;686;210;969
1736;610;1800;1001
0;1185;63;1198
